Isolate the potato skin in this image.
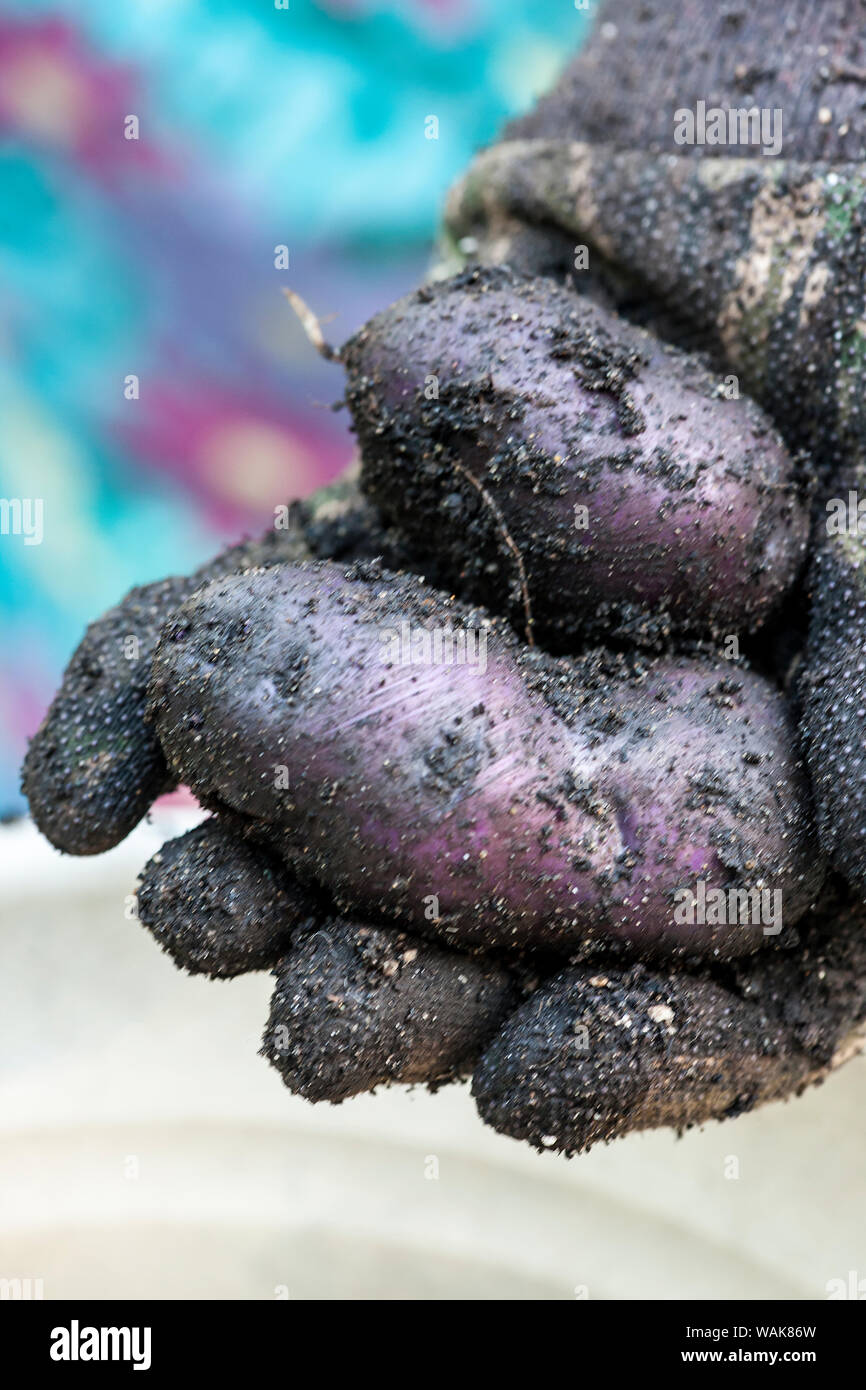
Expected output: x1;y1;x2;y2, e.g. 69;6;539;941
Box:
148;559;821;960
345;267;809;649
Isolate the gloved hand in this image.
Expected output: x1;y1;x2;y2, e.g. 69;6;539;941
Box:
22;0;866;1155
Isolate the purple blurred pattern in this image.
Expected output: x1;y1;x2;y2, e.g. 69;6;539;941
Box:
0;1;584;814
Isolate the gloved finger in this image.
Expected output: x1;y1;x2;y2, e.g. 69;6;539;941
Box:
137;814;523;1095
136;815;315;977
133;809;864;1135
472;889;866;1155
21;574;191;857
801;521;866;895
21;476;391;855
262;918;520;1102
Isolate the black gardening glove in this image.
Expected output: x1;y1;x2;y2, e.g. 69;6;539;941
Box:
23;0;866;1154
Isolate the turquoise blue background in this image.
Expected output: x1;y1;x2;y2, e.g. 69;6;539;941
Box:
0;0;591;816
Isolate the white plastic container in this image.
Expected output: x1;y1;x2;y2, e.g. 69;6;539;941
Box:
1;813;864;1300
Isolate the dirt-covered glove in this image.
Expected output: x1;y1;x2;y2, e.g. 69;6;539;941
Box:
21;0;866;1155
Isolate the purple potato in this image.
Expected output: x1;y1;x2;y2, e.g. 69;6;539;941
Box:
148;559;821;959
343;267;809;648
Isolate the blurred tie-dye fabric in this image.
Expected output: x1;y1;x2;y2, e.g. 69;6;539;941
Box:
0;0;588;818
